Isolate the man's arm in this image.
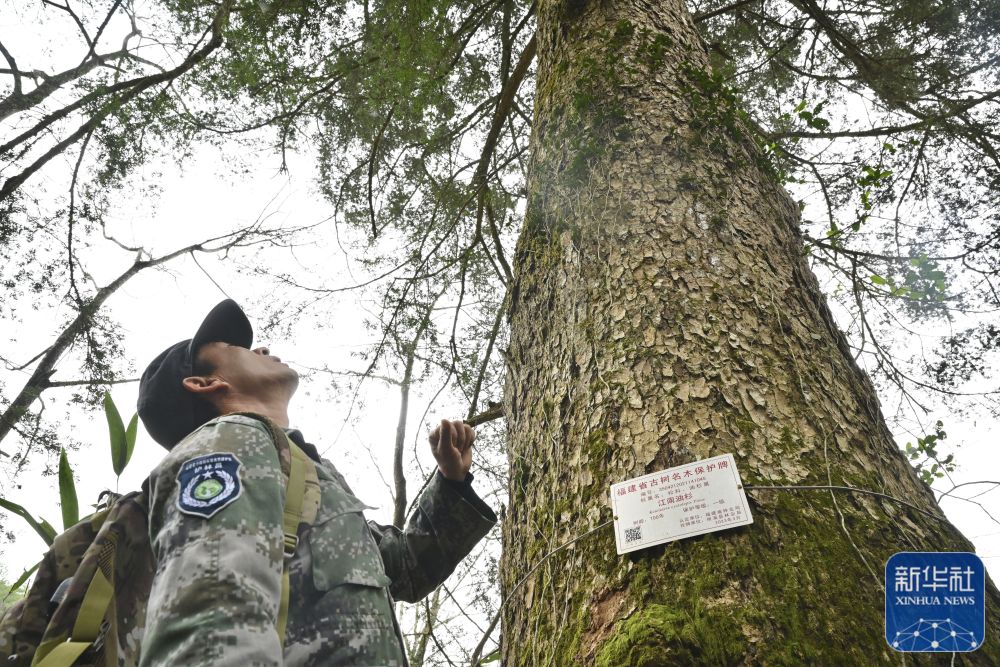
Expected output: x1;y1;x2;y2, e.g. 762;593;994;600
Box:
140;416;285;666
369;472;496;603
369;419;497;603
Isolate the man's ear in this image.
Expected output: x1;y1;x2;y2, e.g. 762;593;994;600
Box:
182;375;230;395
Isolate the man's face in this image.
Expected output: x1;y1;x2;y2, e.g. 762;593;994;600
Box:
192;342;299;399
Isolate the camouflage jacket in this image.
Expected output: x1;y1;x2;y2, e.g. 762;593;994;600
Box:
139;414;496;666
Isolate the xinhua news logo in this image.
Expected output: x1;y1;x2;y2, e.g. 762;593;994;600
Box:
885;552;985;652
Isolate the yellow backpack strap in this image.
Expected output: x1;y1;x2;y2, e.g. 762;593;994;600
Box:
276;435;312;646
32;548;116;667
210;413;315;646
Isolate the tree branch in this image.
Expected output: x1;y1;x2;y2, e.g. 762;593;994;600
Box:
694;0;760;23
44;377;138;388
0;2;231;201
465;403;503;428
0;218;276;447
0;45;138;123
469;33;535;283
84;0;124;65
42;0;93;51
467;303;505;419
0;39;22;97
368;104;396;239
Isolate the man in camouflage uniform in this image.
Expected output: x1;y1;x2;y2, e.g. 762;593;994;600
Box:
136;299;496;666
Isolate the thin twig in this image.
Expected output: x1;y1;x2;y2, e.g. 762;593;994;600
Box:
936;481;1000;504
822;429;883;590
190;250;231;298
745;484;949;522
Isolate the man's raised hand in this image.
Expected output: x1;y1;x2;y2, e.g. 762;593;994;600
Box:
430;419;475;481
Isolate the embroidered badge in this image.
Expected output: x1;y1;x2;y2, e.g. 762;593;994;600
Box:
176;453;243;518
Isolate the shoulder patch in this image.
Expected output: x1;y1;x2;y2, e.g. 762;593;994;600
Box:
176;453;243;519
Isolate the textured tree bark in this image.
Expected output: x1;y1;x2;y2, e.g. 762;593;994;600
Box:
501;1;1000;664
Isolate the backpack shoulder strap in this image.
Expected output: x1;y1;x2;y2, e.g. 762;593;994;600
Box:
29;491;150;667
277;443;311;644
31;569;112;667
226;411;316;645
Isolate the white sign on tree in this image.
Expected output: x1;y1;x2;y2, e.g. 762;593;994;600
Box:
610;453;753;555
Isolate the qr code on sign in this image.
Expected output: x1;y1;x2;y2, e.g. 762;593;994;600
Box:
624;526;642;543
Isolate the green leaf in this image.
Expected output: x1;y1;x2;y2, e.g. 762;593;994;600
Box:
105;392;128;476
123;413;138;475
40;517;57;539
5;562;39;601
58;448;79;530
860;190;872;210
871;275;889;286
0;498;57;545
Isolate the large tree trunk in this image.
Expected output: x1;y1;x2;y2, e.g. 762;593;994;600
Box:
501;1;1000;664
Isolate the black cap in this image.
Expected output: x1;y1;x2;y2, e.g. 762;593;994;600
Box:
137;299;253;449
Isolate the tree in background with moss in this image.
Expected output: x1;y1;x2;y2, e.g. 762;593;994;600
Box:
496;0;1000;663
